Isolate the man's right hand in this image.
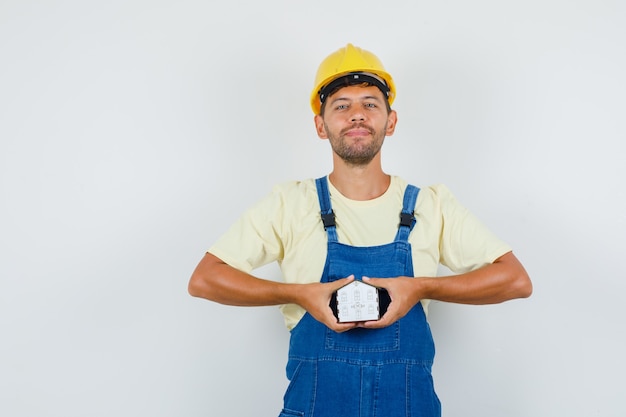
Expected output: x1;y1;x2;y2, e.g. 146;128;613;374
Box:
294;275;358;333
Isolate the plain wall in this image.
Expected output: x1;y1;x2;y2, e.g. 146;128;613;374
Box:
1;0;625;416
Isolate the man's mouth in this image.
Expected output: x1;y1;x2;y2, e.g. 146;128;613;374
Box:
342;125;373;137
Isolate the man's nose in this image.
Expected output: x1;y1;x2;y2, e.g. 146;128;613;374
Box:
349;108;366;122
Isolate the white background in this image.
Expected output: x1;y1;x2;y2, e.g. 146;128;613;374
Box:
1;1;625;416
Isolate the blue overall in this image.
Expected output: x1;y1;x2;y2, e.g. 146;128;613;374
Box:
279;177;441;417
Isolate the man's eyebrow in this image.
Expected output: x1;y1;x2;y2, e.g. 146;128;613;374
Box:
329;95;383;105
361;95;383;102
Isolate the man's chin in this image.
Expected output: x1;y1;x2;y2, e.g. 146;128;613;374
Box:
339;152;379;166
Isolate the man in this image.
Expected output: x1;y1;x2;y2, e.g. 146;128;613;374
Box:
188;43;532;417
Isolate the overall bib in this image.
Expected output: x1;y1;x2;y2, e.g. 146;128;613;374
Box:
280;177;441;417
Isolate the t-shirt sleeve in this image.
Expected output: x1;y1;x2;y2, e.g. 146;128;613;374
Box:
434;184;512;273
208;186;286;273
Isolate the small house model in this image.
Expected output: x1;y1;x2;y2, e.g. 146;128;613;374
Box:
333;280;381;322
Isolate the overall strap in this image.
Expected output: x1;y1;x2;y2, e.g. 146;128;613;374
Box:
394;184;420;242
315;176;338;242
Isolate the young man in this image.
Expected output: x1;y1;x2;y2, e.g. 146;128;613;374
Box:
189;43;532;417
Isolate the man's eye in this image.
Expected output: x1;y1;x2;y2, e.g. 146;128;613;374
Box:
365;102;377;108
336;104;348;110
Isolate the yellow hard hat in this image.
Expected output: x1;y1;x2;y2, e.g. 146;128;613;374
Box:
310;43;396;114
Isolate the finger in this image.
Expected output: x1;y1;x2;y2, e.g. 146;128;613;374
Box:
359;317;389;329
362;276;385;288
330;274;355;290
329;321;359;333
361;310;397;328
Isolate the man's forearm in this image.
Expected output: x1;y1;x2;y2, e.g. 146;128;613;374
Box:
188;252;299;306
188;252;360;332
419;251;532;305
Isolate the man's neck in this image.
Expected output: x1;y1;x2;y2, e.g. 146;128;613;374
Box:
328;157;390;201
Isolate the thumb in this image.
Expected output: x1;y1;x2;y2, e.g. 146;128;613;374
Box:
330;274;355;290
362;276;383;287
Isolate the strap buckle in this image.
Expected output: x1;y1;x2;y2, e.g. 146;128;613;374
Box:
399;211;415;228
321;211;336;229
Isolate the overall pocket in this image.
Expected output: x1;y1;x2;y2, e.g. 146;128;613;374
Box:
281;360;315;416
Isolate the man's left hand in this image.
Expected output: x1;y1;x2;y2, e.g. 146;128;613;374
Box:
358;276;422;329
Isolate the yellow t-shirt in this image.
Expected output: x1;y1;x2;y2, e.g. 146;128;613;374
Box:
209;176;511;330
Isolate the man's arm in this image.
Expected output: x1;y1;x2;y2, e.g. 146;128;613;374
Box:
418;251;532;304
362;251;532;328
188;252;358;332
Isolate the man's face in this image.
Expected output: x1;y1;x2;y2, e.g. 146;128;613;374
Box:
315;85;397;167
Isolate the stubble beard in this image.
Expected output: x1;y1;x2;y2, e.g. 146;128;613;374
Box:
325;122;387;167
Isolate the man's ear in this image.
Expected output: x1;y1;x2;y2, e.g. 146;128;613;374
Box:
314;114;328;139
385;110;398;136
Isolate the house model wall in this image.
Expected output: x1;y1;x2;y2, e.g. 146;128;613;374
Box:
335;280;381;322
